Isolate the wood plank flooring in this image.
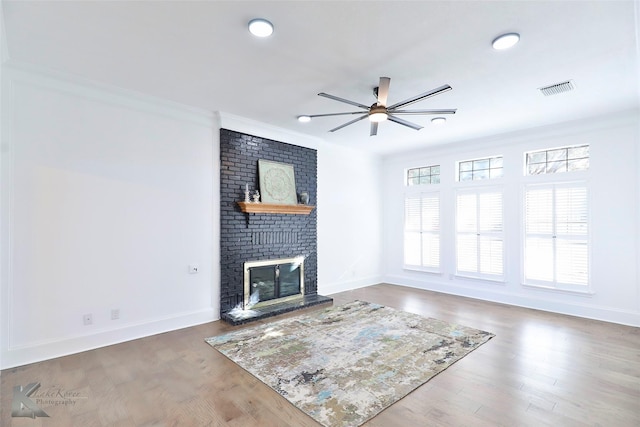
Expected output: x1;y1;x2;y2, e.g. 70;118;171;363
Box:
2;284;639;426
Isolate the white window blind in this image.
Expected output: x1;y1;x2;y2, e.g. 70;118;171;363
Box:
404;192;440;271
456;189;504;280
524;183;589;289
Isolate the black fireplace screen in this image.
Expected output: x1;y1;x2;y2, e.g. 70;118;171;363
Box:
248;261;301;304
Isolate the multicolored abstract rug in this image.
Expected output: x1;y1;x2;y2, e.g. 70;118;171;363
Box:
206;300;494;427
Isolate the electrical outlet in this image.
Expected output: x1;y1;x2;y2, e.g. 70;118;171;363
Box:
188;264;199;274
83;313;93;326
111;309;120;320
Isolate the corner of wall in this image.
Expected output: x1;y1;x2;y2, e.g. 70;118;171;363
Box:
634;0;640;316
0;1;8;63
0;0;5;371
218;112;322;150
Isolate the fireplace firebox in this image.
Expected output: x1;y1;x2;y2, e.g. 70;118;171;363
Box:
244;257;305;308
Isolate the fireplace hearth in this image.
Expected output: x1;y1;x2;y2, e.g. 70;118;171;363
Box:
221;294;333;325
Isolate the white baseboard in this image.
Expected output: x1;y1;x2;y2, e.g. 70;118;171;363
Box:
1;308;217;369
319;276;381;296
384;275;640;327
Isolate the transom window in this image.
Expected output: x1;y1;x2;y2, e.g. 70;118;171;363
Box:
526;145;589;175
407;165;440;186
458;156;503;181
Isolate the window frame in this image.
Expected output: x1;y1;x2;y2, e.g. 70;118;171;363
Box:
454;185;505;282
524;144;590;176
522;180;591;293
403;189;441;273
406;164;441;186
456;155;504;182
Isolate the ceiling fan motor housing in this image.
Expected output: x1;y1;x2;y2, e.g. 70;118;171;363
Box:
370;104;387;115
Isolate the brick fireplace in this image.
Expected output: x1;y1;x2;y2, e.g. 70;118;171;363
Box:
219;129;332;324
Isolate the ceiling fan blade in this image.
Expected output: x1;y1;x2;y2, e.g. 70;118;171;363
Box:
318;92;370;110
377;77;390;106
388;115;423;131
370;122;378;136
387;84;452;110
307;111;369;118
391;109;457;115
329;114;368;132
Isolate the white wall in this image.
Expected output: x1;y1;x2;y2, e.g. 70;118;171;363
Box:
317;143;384;294
1;64;218;368
381;113;640;326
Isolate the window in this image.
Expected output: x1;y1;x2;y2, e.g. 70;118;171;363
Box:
407;165;440;186
458;156;503;181
524;183;589;289
455;188;504;280
404;192;440;271
526;145;589;175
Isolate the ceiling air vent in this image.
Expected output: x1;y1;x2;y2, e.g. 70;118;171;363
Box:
539;80;575;96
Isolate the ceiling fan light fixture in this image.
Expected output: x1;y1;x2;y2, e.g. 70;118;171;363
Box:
492;32;520;50
297;115;311;123
369;104;388;122
369;112;388;123
431;117;447;125
248;19;274;37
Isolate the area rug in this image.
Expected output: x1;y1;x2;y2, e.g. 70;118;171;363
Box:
206;300;494;427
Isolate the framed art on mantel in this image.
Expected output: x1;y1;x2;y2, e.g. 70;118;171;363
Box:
258;160;298;205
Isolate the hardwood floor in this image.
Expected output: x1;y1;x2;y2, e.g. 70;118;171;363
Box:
2;283;639;426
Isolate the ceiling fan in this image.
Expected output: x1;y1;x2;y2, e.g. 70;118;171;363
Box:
299;77;457;136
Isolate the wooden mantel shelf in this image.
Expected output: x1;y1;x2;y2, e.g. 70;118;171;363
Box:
237;201;315;215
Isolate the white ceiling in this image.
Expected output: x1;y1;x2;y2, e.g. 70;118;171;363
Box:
3;0;639;155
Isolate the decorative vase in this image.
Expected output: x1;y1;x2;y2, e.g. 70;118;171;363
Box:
299;192;310;205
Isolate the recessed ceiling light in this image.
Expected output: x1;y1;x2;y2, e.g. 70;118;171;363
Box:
297;115;311;123
248;19;274;37
431;117;446;125
492;32;520;50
